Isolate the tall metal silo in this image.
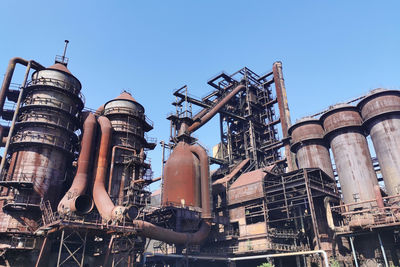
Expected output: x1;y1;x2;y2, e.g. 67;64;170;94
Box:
321;104;378;207
358;89;400;196
289;117;334;178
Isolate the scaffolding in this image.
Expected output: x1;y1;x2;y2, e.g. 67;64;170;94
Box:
168;66;290;180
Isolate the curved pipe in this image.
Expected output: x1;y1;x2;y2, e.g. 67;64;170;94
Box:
0;57;44;115
190;144;212;219
92;132;212;243
187;84;245;134
132;219;211;245
92;116;123;221
58;112;97;215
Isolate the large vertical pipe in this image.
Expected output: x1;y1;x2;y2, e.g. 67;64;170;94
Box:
289;117;334;178
92;116;124;222
321;104;378;208
58;112;97;214
272;61;296;171
358;89;400;196
0;62;32;172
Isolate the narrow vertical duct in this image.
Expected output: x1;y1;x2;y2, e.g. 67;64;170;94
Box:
321;104;378;208
357;89;400;196
288;117;334;178
272;61;296;171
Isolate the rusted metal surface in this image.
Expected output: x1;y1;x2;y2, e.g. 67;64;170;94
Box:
58;112;97;215
186;84;246;134
132;143;212;243
321;104;378;207
104;92;153;151
228;169;266;205
289;117;334;178
358;89;400;196
189;144;212;219
3;64;83;212
162;142;200;207
272;61;296;171
92;116;119;222
104;92;154;211
132;219;211;245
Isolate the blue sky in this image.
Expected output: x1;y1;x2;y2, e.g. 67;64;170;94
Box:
1;1;399;190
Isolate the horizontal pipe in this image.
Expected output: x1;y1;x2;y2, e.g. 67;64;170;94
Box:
143;250;329;267
231;250;329;267
58;112;97;215
150;176;161;183
187;84;245;134
133;219;211;245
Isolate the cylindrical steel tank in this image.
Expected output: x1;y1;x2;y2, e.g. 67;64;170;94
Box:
162;141;201;207
5;63;83;209
321;104;378;207
288;117;334;178
103;92;154;206
358;89;400;196
104;92;153;151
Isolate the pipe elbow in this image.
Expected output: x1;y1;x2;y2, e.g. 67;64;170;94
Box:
58;194;94;215
133;219;211;245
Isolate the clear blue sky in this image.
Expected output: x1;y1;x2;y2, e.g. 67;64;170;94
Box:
1;1;399;190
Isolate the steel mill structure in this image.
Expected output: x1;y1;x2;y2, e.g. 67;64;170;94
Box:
0;45;399;267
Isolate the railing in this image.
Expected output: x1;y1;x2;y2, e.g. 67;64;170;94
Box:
18;111;77;132
103;106;154;128
23;96;80;115
331;194;400;231
10;236;36;249
11;130;74;153
27;77;82;99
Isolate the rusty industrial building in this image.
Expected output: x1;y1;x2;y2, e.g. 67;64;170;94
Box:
0;43;399;267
